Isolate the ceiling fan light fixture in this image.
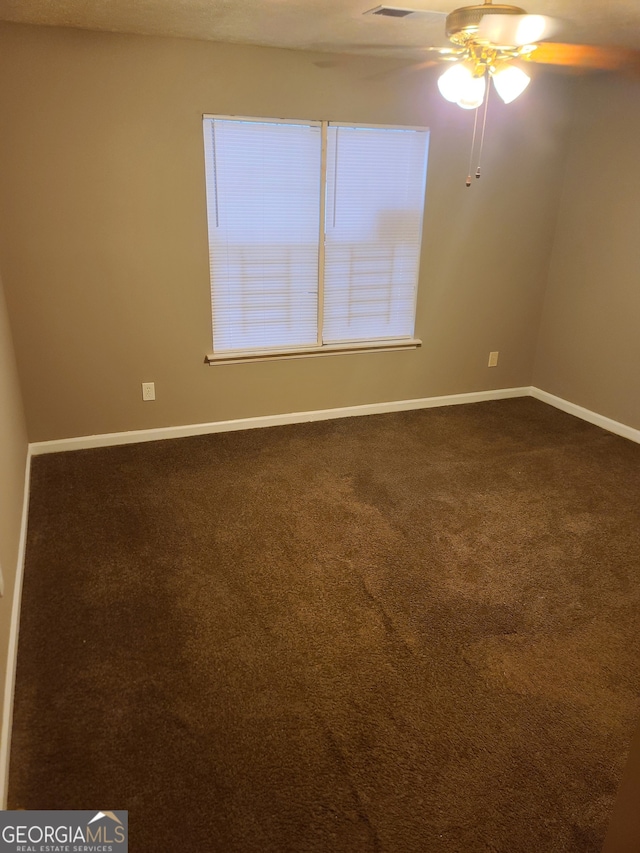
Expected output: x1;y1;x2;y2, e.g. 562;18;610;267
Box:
438;62;485;108
457;72;486;108
437;62;473;102
491;64;531;103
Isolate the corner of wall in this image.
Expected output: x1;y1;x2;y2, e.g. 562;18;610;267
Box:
530;75;581;391
0;450;31;808
0;273;30;808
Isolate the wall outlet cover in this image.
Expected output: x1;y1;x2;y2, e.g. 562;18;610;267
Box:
142;382;156;401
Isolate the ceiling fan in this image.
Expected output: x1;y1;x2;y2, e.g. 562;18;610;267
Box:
360;1;640;111
319;2;640;184
354;1;640;184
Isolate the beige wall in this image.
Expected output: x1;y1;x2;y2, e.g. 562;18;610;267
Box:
0;23;573;442
0;270;28;801
534;75;640;431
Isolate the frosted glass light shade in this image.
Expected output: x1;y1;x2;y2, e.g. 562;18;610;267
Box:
437;63;473;103
457;74;486;109
491;65;531;104
437;63;486;110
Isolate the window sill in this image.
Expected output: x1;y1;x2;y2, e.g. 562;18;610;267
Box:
205;338;422;365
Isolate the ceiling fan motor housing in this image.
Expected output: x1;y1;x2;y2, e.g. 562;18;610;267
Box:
446;3;525;44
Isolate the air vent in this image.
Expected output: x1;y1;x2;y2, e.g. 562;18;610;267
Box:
364;6;447;21
364;5;419;17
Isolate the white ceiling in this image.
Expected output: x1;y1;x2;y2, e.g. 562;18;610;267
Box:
0;0;639;58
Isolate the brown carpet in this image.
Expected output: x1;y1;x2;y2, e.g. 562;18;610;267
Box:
9;398;640;852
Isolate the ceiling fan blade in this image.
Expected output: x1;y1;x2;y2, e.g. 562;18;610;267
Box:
311;44;460;72
367;58;442;82
402;59;441;70
476;14;559;47
310;42;458;55
526;42;640;72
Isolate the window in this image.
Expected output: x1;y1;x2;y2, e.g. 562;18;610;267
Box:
203;115;429;363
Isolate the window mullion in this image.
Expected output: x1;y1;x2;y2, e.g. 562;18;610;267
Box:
317;121;328;347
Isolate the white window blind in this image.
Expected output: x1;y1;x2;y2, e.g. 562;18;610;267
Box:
203;116;429;359
323;124;429;344
203;117;322;353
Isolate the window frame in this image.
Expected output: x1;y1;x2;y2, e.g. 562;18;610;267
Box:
203;115;429;365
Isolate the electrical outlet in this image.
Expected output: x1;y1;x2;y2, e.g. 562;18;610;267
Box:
142;382;156;401
488;351;499;368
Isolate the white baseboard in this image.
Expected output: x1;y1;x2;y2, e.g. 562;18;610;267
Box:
530;387;640;445
29;387;531;456
0;450;32;809
28;387;640;456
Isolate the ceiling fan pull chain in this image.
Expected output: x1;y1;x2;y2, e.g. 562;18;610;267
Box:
476;82;491;179
466;105;480;187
